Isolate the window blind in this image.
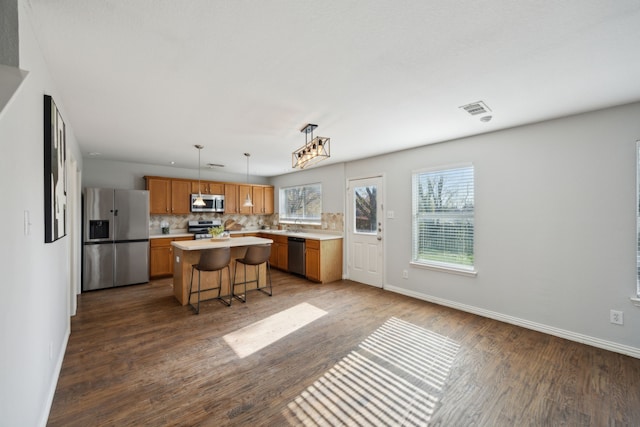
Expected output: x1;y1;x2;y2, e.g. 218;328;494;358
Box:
412;165;474;270
279;183;322;223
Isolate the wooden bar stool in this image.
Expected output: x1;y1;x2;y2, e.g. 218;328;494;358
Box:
232;244;273;303
188;247;232;314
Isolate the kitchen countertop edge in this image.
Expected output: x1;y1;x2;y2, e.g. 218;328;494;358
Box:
150;230;343;241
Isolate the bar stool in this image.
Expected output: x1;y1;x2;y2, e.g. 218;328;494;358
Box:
188;247;232;314
232;244;273;303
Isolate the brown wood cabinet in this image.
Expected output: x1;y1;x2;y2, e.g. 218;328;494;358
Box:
146;176;191;215
224;183;239;214
305;239;343;283
192;181;224;195
252;186;274;214
146;175;274;216
305;239;321;281
171;180;191;214
252;186;264;214
261;234;288;270
264;186;274;214
238;184;253;214
149;236;193;278
147;177;172;214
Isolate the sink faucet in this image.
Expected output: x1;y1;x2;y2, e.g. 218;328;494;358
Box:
294;218;301;233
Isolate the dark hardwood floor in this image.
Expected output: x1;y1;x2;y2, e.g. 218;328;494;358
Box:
48;270;640;426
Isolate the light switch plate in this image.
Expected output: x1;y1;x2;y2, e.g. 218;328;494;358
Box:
387;210;395;219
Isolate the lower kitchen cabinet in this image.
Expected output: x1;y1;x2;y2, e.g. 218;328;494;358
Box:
262;234;288;271
305;238;343;283
305;240;321;281
150;236;193;278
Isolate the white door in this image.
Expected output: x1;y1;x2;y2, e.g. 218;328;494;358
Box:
347;176;384;287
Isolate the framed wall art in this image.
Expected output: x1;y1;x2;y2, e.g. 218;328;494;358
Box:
44;94;67;243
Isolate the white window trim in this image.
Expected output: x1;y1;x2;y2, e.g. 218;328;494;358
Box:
410;260;478;277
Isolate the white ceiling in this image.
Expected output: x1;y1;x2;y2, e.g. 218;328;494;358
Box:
24;0;640;177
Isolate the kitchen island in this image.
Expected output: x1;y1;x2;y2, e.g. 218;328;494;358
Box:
171;236;273;305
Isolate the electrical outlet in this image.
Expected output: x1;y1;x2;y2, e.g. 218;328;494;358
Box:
610;310;624;325
402;270;408;279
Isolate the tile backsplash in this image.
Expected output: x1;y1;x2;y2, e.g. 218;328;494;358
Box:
150;212;344;234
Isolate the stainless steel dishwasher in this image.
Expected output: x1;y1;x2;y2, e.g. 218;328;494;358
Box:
288;237;306;277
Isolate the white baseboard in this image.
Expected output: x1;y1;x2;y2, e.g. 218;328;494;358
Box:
38;325;70;427
384;284;640;359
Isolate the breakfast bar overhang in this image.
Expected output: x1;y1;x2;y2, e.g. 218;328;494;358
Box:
171;236;274;305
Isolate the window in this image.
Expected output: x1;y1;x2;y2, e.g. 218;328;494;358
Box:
412;164;475;273
279;183;322;223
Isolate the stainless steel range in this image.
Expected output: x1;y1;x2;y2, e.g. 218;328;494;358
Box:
188;219;222;240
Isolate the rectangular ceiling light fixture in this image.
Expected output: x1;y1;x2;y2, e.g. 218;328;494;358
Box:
292;123;331;169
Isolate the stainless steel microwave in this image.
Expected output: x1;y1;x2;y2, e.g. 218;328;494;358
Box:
190;194;224;213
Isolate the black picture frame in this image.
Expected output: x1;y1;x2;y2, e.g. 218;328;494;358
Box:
44;95;67;243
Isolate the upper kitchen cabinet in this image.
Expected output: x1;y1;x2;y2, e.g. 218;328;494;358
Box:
146;176;274;216
147;177;171;214
145;176;191;214
171;180;191;214
224;183;239;214
238;184;253;214
192;181;224;195
263;186;274;214
237;185;274;215
252;186;274;215
252;186;264;214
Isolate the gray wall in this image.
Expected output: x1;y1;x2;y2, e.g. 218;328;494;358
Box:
83;157;269;190
344;102;640;354
0;2;83;425
269;162;346;214
0;0;19;67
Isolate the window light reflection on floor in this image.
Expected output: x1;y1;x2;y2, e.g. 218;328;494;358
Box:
285;317;460;426
223;302;327;358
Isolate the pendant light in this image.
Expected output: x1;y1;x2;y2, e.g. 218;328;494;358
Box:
193;145;206;206
242;152;253;207
292;123;330;169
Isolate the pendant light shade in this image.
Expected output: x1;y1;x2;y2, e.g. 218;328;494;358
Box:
193;145;206;206
243;152;253;207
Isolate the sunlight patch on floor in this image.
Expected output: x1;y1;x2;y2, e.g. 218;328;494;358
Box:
223;302;327;358
285;317;460;426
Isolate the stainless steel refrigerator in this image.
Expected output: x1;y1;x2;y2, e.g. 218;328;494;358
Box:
82;188;150;291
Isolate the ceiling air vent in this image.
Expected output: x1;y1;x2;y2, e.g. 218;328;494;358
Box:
460;101;492;116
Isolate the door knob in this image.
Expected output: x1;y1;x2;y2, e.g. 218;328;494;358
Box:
377;236;382;241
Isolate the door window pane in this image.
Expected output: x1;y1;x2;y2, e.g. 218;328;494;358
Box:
355;185;377;234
